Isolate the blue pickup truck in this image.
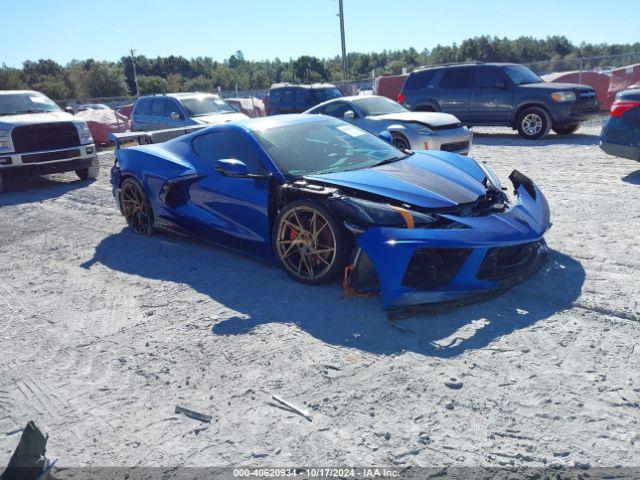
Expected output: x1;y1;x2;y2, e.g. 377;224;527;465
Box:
398;63;600;139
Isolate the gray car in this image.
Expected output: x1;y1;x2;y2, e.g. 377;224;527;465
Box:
305;95;472;154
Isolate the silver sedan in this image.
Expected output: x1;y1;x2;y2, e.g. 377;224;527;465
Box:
305;95;472;155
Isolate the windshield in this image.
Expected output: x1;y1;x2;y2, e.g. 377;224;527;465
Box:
353;96;408;116
0;92;60;116
311;87;343;102
502;65;543;85
179;95;237;116
253;117;405;177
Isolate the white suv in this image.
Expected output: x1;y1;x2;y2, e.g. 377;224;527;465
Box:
0;90;99;192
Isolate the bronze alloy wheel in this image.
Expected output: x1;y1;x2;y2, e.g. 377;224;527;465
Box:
275;204;338;283
120;179;153;235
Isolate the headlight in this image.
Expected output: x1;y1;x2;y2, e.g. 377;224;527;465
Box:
475;160;502;191
551;91;576;103
74;121;93;144
416;126;433;135
332;197;439;229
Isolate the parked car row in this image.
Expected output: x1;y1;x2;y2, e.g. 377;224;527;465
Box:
1;70;637;310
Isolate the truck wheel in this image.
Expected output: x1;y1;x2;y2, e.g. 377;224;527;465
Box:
76;158;100;180
516;107;551;140
552;123;580;135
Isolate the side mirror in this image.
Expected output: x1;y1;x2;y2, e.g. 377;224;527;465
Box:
378;131;393;145
170;111;184;120
215;158;250;177
64;106;74;114
343;110;356;120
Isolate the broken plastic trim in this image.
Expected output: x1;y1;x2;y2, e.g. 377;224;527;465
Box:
509;170;537;200
159;173;204;207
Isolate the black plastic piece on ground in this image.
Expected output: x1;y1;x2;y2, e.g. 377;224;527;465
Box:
1;421;50;480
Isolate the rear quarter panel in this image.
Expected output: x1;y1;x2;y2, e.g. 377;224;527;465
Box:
116;141;194;210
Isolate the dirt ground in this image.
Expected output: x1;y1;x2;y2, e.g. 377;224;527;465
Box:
1;122;639;469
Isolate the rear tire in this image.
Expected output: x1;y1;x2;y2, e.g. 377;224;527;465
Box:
552;123;580;135
119;178;154;236
273;199;351;285
516;107;551;140
76;157;100;180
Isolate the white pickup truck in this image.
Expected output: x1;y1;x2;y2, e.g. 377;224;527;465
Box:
0;90;99;192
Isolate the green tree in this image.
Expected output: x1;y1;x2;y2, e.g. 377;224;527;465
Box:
137;75;168;95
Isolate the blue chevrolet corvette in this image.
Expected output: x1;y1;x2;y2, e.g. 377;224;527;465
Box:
111;115;551;309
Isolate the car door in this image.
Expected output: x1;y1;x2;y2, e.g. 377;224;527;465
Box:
131;98;152;131
279;88;295;114
323;100;356;121
434;67;473;122
294;88;313;113
468;66;513;124
149;98;167;130
180;130;272;256
165;98;189;128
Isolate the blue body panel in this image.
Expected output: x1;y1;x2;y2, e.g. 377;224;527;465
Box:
599;89;640;162
111;115;551;309
355;184;550;307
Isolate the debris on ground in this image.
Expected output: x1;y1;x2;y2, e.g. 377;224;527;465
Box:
1;421;51;480
268;394;312;422
174;405;212;423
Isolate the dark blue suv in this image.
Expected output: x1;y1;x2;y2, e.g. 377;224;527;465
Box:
600;89;640;161
398;63;600;139
267;83;343;115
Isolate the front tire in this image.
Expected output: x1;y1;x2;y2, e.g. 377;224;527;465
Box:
552;123;580;135
76;157;100;180
516;107;551;140
391;132;411;150
119;178;154;236
273;200;350;285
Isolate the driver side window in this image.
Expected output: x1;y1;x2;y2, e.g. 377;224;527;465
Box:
192;131;266;173
324;102;354;119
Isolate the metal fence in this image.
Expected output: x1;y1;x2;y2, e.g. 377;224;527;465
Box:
524;53;640;78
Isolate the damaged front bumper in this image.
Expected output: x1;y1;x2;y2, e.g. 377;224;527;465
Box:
347;174;551;309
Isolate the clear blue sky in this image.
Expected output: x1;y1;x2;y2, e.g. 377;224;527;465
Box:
1;0;637;67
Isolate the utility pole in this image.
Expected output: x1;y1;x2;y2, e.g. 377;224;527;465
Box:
338;0;348;82
130;49;140;97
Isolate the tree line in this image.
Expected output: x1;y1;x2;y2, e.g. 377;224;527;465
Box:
1;36;639;100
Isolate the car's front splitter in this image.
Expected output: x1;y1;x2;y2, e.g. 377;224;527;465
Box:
350;180;551;309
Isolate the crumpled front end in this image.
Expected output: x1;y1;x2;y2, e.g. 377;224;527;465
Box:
345;172;551;309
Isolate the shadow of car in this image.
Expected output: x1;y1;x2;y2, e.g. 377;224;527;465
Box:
82;228;585;358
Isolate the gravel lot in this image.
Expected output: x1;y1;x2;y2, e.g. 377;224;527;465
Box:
1;122;639;469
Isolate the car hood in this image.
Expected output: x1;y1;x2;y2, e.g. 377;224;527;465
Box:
305;151;489;209
193;112;249;124
0;110;76;126
521;82;594;91
370;111;461;128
